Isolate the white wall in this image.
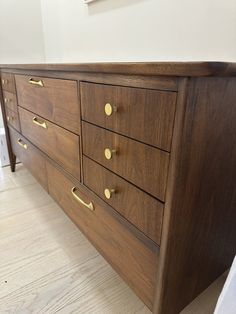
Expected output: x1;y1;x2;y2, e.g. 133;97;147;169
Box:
40;0;236;62
0;0;235;63
0;0;45;63
0;0;45;129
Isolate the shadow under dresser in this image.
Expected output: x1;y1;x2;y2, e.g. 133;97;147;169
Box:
0;62;236;314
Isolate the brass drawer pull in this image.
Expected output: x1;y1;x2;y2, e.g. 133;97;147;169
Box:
28;78;44;87
104;188;115;199
4;98;11;103
7;116;14;122
2;79;8;85
71;187;94;211
33;116;47;129
104;103;117;116
104;148;116;160
17;138;28;150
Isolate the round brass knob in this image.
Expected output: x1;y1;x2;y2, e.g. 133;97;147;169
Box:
104;148;116;160
104;103;113;116
104;188;115;199
104;103;117;116
7;116;10;122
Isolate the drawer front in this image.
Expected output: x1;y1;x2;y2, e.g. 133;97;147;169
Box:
5;107;20;132
83;156;163;244
2;91;18;112
46;161;158;309
9;127;48;190
19;107;80;180
1;72;16;93
82;122;169;201
81;82;177;151
15;75;80;134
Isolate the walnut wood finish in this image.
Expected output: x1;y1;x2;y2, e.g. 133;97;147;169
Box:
19;107;80;180
2;90;18;113
1;72;16;93
1;62;236;314
0;76;16;172
5;106;20;132
82;122;169;201
155;77;236;314
15;75;80;134
1;62;236;76
5;69;178;91
83;156;163;244
46;160;158;309
81;82;177;151
9;126;48;190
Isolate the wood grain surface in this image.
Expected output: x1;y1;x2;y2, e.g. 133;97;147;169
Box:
82;122;169;201
155;77;236;314
47;161;158;310
5;107;20;132
2;90;18;113
9;127;48;190
1;72;16;93
0;74;16;172
1;61;236;76
81;82;177;151
83;156;164;244
15;74;80;134
19;107;80;180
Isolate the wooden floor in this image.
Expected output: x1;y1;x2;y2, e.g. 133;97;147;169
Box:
0;164;226;314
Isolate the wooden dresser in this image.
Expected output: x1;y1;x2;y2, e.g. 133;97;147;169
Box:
0;62;236;314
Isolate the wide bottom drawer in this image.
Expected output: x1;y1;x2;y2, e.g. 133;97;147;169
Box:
9;127;48;190
46;161;158;310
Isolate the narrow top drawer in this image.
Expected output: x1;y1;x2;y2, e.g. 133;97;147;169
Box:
15;75;80;134
81;82;177;151
1;73;16;93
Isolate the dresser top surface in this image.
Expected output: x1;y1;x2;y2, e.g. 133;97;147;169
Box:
0;61;235;77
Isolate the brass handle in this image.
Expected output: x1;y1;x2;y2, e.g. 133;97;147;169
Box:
4;98;10;103
2;79;8;85
71;187;94;211
17;138;28;150
104;188;115;199
104;103;117;116
33;117;47;129
104;148;116;160
7;116;10;122
29;78;44;87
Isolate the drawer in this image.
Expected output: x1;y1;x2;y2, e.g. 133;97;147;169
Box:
46;160;158;309
81;82;177;151
1;72;16;93
9;127;48;190
2;91;18;112
19;107;80;180
15;75;80;134
82;122;169;201
5;107;20;132
83;156;163;244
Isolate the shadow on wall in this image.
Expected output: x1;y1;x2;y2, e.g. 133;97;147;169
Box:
87;0;149;14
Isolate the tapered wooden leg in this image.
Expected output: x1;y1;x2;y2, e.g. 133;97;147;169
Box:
10;154;16;172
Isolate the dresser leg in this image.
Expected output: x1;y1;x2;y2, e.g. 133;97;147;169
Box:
10;154;16;172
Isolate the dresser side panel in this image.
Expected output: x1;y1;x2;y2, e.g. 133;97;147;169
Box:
155;77;236;314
